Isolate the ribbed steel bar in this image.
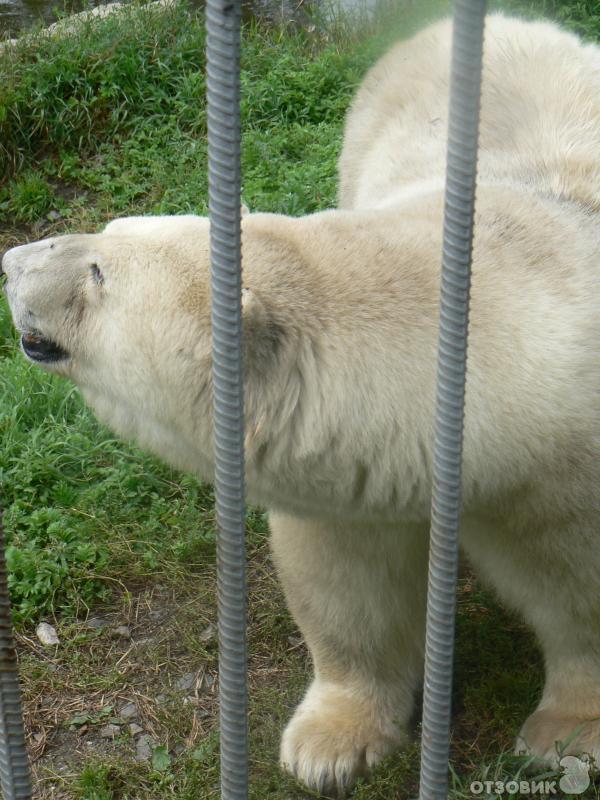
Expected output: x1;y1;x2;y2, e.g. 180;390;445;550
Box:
418;2;486;799
0;508;32;799
206;1;248;799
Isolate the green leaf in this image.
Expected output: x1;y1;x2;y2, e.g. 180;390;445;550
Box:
68;713;91;727
191;733;218;763
151;745;171;772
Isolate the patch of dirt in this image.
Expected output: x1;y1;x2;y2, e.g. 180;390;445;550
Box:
21;578;221;798
20;540;307;799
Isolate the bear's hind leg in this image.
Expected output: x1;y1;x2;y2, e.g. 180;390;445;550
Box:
270;511;429;796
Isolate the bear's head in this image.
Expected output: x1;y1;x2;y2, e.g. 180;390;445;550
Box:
1;214;301;483
2;216;212;374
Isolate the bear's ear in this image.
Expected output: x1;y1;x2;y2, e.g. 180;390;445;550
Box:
242;287;285;370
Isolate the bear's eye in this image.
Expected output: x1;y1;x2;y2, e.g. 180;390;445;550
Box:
90;263;104;286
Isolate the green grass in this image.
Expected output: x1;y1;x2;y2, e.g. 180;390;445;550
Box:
1;0;600;797
1;294;218;622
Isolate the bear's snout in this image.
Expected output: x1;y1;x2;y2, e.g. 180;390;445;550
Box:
2;239;73;367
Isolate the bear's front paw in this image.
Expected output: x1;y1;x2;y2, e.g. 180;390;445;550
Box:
280;682;405;797
516;708;600;766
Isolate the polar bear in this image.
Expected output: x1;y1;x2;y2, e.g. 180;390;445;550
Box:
2;12;600;797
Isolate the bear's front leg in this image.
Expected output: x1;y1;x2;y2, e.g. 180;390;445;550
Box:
280;677;405;796
515;652;600;766
461;513;600;769
269;511;429;796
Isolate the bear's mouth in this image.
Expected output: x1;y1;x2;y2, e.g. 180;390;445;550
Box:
21;332;69;363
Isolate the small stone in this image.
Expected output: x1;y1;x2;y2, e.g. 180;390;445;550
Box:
135;734;154;762
175;672;196;692
155;694;167;706
99;723;121;739
128;723;144;737
183;695;198;706
148;610;164;621
110;625;131;640
119;702;138;721
199;624;215;642
36;622;59;646
287;635;303;648
46;210;61;222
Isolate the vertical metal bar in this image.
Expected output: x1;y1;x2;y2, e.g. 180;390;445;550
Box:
418;2;486;799
0;509;32;800
206;2;248;799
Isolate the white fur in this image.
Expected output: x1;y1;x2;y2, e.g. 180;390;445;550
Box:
2;14;600;796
